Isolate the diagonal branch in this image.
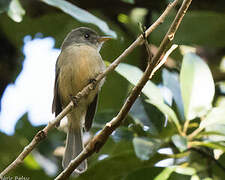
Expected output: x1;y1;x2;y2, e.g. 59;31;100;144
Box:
0;0;180;179
55;0;193;179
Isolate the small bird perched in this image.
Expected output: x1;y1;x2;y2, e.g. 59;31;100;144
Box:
52;27;111;173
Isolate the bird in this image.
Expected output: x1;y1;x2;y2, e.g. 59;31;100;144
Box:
52;27;111;173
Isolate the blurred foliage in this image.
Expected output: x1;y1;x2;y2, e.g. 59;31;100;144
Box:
0;0;225;179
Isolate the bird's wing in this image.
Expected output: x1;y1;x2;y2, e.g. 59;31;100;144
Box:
52;58;62;121
85;93;98;131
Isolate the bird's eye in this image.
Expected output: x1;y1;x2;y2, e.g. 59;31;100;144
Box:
84;34;89;39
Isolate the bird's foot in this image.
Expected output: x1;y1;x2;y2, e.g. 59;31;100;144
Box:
88;78;97;89
70;94;79;107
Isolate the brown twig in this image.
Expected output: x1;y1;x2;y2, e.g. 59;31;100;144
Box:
55;0;192;179
0;0;180;179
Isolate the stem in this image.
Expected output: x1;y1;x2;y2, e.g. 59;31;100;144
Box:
0;0;180;178
56;0;193;179
188;127;204;140
183;119;190;135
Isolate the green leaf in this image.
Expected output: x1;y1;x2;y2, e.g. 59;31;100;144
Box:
130;97;159;135
125;167;163;180
115;64;182;133
154;167;175;180
24;154;41;170
145;99;182;133
162;69;185;121
15;113;37;141
151;11;225;48
155;166;196;177
41;0;116;37
201;107;225;141
121;0;135;4
172;134;187;152
7;0;25;22
76;151;168;180
205;125;225;142
174;166;196;176
132;137;161;160
191;174;200;180
112;127;133;142
180;53;215;120
198;130;225;140
0;132;51;179
200;107;225;128
115;63;164;103
93;109;118;130
191;141;225;151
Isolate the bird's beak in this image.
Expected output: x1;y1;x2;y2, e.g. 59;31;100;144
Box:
98;36;112;43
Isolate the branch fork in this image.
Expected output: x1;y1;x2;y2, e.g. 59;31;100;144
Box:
0;0;193;179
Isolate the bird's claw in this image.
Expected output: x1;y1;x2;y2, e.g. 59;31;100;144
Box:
89;78;97;89
70;94;79;106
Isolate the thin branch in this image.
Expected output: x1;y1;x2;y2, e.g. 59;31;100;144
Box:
150;44;178;78
56;0;192;179
0;0;180;179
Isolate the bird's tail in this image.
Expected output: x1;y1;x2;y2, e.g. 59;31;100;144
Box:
62;126;87;173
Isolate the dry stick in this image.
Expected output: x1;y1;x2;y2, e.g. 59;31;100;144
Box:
56;0;192;179
0;0;179;179
150;44;178;79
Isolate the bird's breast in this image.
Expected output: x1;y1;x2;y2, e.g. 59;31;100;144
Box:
58;45;105;107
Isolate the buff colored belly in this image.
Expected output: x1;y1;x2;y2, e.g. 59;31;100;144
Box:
57;44;105;108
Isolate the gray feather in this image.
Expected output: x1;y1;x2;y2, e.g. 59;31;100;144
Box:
52;60;62;127
62;127;87;172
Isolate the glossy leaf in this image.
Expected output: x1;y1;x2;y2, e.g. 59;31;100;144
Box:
133;137;161;160
121;0;135;4
142;98;170;136
162;69;185;121
7;0;25;22
76;151;167;180
115;63;182;131
180;53;215;120
172;134;187;152
191;141;225;151
41;0;116;37
115;63;164;103
130;97;159;135
145;99;181;133
200;107;225;128
155;165;196;177
174;166;196;176
191;175;200;180
205;125;225;142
